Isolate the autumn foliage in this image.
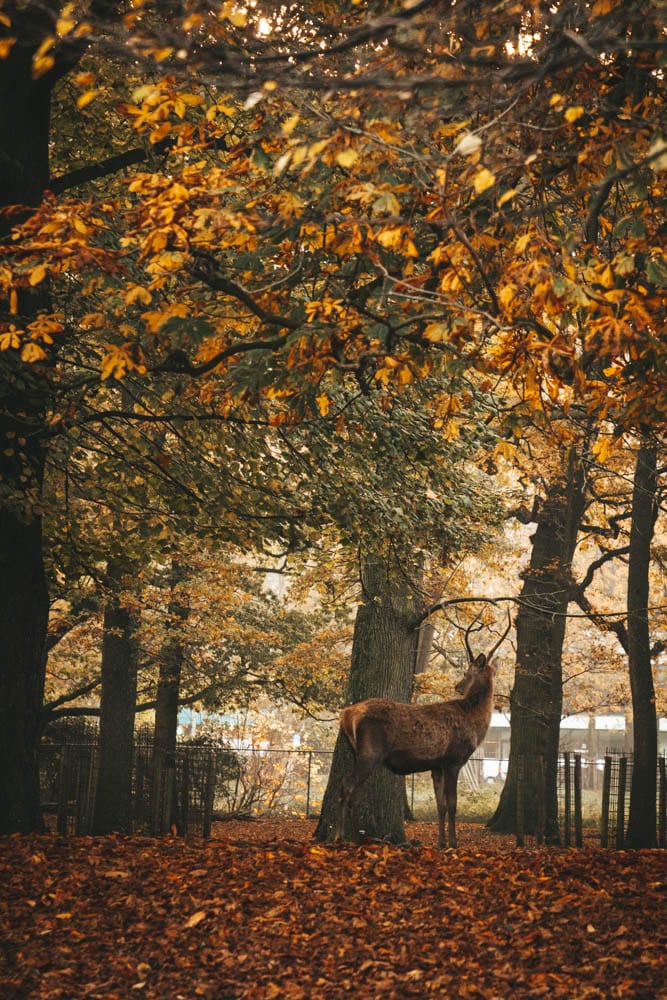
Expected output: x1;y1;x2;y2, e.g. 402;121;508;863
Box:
1;820;665;999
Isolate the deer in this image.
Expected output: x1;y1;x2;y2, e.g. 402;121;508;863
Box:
335;611;511;848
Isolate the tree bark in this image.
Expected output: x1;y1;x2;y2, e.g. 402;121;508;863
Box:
0;34;55;834
315;554;420;843
625;442;658;848
488;449;586;842
151;560;189;834
92;560;140;834
0;482;50;834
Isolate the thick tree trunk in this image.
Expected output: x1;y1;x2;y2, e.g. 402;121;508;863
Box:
151;561;188;834
315;554;420;843
0;40;54;834
0;492;50;834
92;560;140;834
625;442;658;848
488;450;586;842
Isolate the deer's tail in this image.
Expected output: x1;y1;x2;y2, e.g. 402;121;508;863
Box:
340;704;366;753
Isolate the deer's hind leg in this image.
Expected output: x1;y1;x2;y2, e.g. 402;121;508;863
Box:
431;767;447;848
432;764;460;848
444;763;460;848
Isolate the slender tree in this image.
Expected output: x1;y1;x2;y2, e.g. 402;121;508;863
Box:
488;448;587;841
91;557;140;835
151;559;189;835
625;440;659;848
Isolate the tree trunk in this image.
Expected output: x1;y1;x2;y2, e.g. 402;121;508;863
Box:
151;560;188;834
488;450;586;842
92;560;140;834
0;489;50;834
625;442;658;848
315;554;420;843
0;39;54;834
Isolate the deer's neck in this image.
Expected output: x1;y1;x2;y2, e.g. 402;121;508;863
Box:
461;681;493;717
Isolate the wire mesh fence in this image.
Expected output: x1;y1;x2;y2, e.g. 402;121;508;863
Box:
39;730;667;846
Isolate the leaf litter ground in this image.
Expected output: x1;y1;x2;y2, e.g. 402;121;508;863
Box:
1;820;665;999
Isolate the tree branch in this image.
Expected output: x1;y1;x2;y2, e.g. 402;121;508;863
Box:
43;675;102;717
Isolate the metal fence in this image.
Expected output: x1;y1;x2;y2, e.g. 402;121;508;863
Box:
39;736;667;846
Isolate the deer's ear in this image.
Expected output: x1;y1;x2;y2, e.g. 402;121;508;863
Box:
474;654;487;669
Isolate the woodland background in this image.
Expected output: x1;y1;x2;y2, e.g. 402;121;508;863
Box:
1;3;667;997
0;0;666;874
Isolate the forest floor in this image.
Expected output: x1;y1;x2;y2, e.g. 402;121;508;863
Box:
1;819;665;999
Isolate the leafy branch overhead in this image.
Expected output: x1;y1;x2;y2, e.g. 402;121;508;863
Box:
0;0;664;444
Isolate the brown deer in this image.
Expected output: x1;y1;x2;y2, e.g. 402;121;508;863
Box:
335;612;511;847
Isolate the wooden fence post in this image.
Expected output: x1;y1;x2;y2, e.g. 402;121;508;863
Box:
202;754;216;839
74;748;92;835
305;751;312;820
574;753;582;847
600;755;611;847
57;746;73;836
180;752;190;835
616;755;628;849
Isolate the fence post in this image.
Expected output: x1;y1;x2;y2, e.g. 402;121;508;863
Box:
516;755;525;847
600;755;611;847
574;753;582;847
74;748;91;835
616;755;627;849
202;753;216;839
180;752;190;834
658;755;666;850
57;746;73;836
162;761;175;834
564;752;571;847
305;751;312;819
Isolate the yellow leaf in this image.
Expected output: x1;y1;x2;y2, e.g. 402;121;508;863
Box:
150;122;172;144
32;36;54;78
76;89;98;109
125;285;152;306
335;148;359;168
315;394;331;416
472;167;496;194
21;342;47;363
281;114;300;136
372;191;401;216
423;322;448;342
185;910;207;928
497;188;516;207
515;232;531;254
376;226;404;249
498;284;516;309
494;440;516;462
0;329;21;350
101;349;128;381
564;106;585;123
29;264;47;287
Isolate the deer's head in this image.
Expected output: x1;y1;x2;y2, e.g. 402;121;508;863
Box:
455;610;512;696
